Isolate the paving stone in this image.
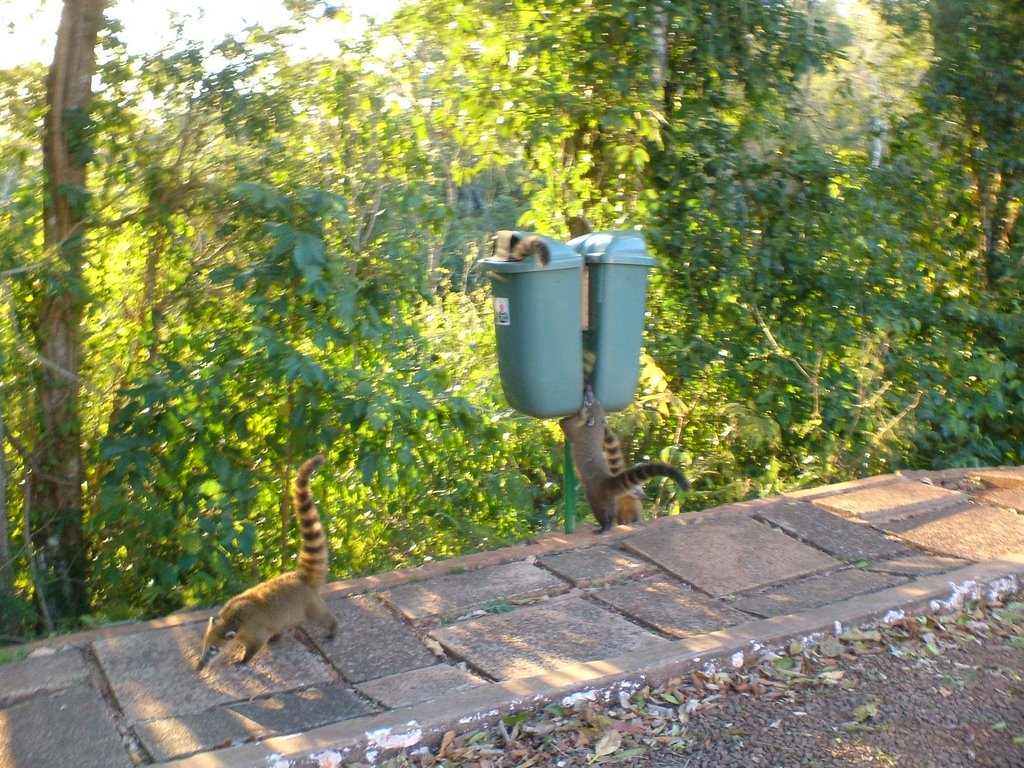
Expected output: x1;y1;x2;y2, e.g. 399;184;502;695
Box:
783;474;901;501
898;468;974;489
813;480;966;523
429;597;666;680
318;594;436;683
357;663;488;708
92;622;335;723
0;648;89;706
973;468;1024;489
729;569;905;618
0;685;130;768
978;486;1024;511
133;704;268;761
134;684;374;762
381;560;569;623
590;576;747;638
538;546;657;587
755;500;911;563
880;503;1024;561
867;554;967;577
622;516;838;597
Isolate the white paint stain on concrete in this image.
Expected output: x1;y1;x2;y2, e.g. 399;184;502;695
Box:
365;721;424;751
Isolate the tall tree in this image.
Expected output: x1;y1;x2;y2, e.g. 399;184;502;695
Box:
32;0;106;622
882;0;1023;289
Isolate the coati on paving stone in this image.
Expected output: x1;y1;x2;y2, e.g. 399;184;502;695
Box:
560;389;688;533
197;454;337;670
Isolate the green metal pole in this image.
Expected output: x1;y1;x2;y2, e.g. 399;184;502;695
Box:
563;439;576;533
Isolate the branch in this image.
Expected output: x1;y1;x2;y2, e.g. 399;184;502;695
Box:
0;263;47;279
354;182;386;253
21;472;54;632
752;304;822;421
752;305;813;382
0;278;102;395
870;391;923;446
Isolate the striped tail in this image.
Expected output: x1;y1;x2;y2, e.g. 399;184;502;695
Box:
293;453;329;586
609;462;689;494
509;234;550;265
603;425;626;475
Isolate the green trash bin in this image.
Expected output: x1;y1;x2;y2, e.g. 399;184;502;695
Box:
570;231;657;412
483;234;584;418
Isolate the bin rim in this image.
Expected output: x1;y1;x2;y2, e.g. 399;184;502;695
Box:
569;230;656;266
481;233;583;272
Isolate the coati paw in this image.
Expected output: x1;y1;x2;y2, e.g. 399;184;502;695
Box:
583;385;595;408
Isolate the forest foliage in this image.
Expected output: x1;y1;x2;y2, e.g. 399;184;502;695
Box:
0;0;1021;638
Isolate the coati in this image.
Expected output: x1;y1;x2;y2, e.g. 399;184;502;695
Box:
197;454;337;670
560;391;688;533
490;230;550;265
602;424;646;525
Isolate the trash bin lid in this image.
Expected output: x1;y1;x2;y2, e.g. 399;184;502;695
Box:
482;233;583;273
569;231;656;266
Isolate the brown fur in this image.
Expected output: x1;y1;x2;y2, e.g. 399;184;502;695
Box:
603;424;645;525
197;454;337;670
490;231;550;265
561;393;688;533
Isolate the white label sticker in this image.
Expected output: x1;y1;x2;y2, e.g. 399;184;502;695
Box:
494;297;511;326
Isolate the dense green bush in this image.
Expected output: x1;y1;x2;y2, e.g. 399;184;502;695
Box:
1;0;1020;635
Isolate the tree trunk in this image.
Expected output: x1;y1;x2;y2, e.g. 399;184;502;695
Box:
0;395;15;627
32;0;106;622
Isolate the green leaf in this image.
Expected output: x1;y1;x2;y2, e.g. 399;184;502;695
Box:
502;711;532;728
852;703;878;723
293;232;325;276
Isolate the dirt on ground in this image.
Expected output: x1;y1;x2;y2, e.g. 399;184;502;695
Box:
380;592;1024;768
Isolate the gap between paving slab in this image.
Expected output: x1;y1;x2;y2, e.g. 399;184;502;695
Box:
152;554;1024;768
8;466;1019;768
11;471;939;658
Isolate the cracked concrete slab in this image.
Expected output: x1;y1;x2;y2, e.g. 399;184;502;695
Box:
756;500;911;563
867;554;967;576
879;503;1024;560
978;486;1024;511
429;596;666;680
590;576;748;638
357;663;488;708
814;480;966;523
729;568;906;618
537;545;658;587
381;560;569;623
0;685;130;768
973;468;1024;489
623;515;838;597
134;683;374;762
0;648;89;706
317;594;437;683
92;622;335;723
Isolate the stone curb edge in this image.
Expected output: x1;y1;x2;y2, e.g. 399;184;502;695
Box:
153;552;1024;768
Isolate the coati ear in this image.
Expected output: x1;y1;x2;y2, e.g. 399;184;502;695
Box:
225;630;237;639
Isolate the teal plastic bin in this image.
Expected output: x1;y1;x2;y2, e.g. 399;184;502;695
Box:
483;234;585;418
570;231;657;412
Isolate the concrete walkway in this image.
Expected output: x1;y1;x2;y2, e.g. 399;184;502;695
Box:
2;467;1024;768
